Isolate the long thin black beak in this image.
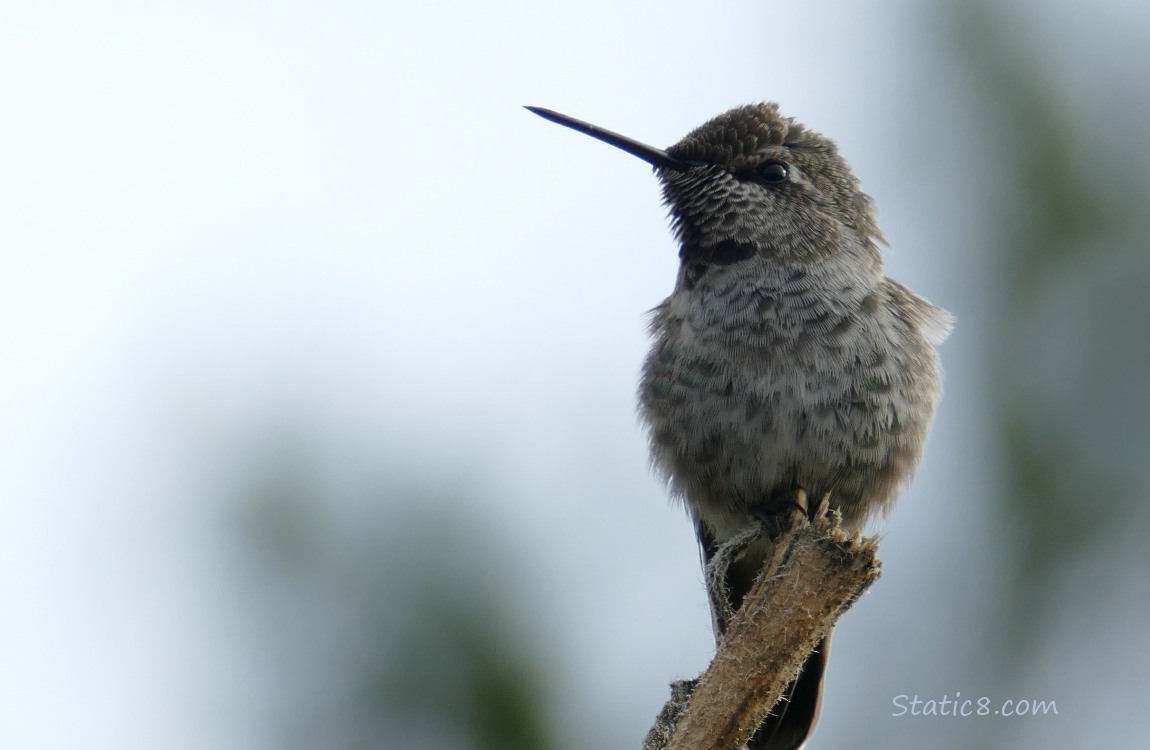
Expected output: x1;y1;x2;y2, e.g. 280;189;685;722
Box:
525;106;692;172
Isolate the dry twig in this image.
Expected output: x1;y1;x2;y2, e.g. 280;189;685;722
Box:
644;502;881;750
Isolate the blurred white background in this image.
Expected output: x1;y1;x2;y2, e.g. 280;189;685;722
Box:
3;2;1148;748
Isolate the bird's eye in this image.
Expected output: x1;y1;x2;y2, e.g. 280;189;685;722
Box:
757;161;789;183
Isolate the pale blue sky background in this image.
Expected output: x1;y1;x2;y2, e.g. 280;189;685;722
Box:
2;2;1147;748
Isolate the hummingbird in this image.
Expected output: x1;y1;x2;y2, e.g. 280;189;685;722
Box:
527;103;951;750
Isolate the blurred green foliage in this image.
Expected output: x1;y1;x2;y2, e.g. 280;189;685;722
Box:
949;0;1150;670
232;440;557;750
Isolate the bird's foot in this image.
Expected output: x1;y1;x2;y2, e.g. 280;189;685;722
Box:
750;487;831;539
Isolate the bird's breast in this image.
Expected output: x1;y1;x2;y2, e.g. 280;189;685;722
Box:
639;268;941;535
